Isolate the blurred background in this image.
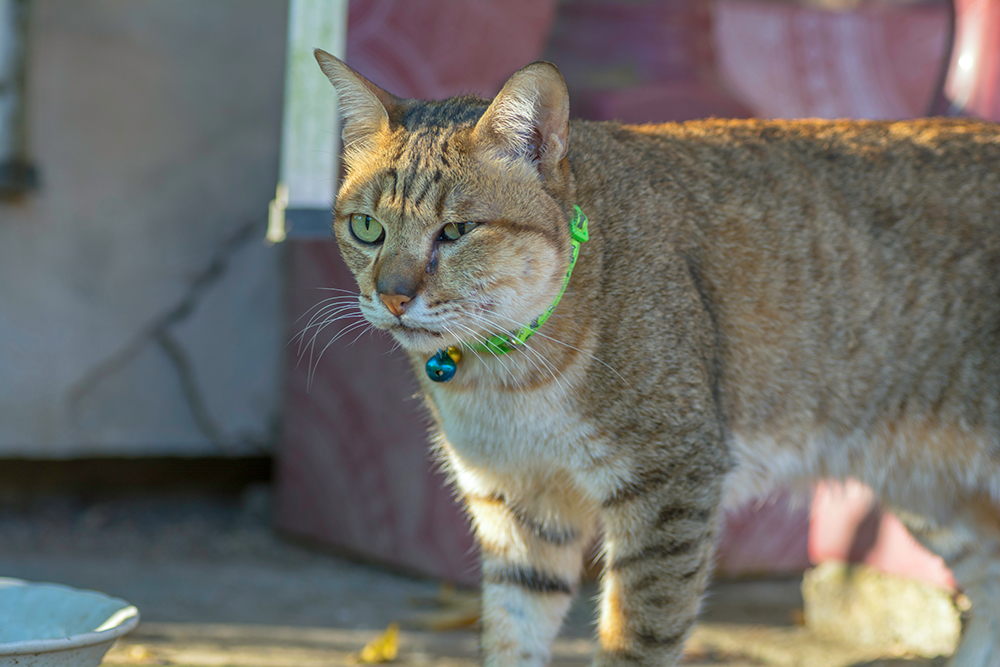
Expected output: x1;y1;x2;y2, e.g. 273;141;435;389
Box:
1;0;998;665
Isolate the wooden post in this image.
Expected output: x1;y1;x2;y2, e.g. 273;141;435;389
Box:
267;0;349;242
0;0;36;197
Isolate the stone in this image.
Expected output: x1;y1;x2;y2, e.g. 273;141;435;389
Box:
802;561;960;658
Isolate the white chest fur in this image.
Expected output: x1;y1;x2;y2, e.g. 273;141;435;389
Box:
431;379;595;473
421;354;638;506
426;345;622;473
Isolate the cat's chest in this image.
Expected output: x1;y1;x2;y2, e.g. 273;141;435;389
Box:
430;382;598;473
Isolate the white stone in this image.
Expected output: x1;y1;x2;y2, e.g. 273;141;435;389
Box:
803;560;961;657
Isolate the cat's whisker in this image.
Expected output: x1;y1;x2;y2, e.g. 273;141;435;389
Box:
307;319;371;388
459;312;550;387
460;314;560;381
323;318;372;347
309;309;367;346
298;303;361;339
461;311;564;385
297;324;342;376
449;323;502;384
292;299;361;348
296;309;364;371
519;339;562;385
292;303;360;341
293;305;363;355
347;321;377;347
470;310;634;390
293;294;360;325
442;324;480;372
301;291;359;308
451;320;519;387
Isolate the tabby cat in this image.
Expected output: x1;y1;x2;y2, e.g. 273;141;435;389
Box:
313;49;1000;667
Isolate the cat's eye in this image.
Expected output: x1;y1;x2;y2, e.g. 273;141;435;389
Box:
350;213;385;244
439;222;479;242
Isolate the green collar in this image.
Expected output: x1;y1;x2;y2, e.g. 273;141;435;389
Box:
469;205;589;355
425;206;589;383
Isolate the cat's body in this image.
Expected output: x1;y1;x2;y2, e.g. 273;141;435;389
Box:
315;51;1000;667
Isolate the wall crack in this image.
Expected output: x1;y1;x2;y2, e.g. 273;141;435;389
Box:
154;329;226;445
67;221;264;451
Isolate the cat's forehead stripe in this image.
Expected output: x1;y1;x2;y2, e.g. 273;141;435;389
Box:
360;97;484;220
399;96;489;130
368;164;445;220
366;127;457;219
399;129;442;168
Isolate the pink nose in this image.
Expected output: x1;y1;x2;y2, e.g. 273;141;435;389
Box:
380;293;411;317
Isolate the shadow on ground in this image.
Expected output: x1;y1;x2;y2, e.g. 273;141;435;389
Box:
849;660;945;667
0;490;955;667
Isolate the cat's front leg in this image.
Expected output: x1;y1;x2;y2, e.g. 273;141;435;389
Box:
593;453;726;667
460;475;596;667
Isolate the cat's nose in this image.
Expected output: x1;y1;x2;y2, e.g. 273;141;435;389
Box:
380;293;411;317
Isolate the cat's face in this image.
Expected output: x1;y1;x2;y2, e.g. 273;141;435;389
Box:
318;53;573;355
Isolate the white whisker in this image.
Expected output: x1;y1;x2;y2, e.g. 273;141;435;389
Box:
294;304;361;348
347;322;376;347
449;323;503;384
291;293;362;353
466;309;633;390
293;294;359;325
294;307;364;358
467;313;567;389
451;319;519;387
307;319;371;388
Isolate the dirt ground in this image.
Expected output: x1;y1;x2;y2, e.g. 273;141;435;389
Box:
0;487;947;667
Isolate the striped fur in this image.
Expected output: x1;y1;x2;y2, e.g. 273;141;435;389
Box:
316;50;1000;667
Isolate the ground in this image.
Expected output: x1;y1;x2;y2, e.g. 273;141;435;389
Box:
0;487;947;667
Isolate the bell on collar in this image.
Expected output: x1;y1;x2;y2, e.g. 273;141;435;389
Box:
426;346;461;382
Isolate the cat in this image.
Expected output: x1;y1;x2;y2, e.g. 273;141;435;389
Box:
313;49;1000;667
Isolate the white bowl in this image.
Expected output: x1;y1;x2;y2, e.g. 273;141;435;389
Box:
0;578;139;667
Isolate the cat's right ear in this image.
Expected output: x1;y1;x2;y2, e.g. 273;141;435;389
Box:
474;61;570;181
314;49;399;151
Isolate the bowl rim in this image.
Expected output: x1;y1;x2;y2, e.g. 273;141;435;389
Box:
0;578;140;656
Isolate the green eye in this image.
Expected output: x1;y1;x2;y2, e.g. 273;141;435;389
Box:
439;222;478;242
350;214;385;244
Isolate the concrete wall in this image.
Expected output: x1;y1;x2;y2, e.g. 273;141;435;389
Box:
0;0;288;456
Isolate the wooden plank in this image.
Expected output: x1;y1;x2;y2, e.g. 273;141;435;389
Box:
268;0;348;242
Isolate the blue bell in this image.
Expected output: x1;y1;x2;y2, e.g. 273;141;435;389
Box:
426;349;457;382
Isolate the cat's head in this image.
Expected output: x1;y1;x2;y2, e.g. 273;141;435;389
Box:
316;51;574;355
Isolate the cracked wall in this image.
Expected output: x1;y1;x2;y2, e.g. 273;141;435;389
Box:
0;0;288;456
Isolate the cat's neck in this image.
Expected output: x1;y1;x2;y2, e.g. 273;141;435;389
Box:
411;307;593;393
410;253;600;393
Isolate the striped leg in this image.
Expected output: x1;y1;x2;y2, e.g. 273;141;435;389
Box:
595;460;725;667
465;491;596;667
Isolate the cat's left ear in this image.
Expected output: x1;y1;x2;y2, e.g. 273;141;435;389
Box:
314;49;401;152
474;62;570;180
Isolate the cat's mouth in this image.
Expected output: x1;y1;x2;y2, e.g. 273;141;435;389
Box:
393;323;444;338
388;322;449;353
